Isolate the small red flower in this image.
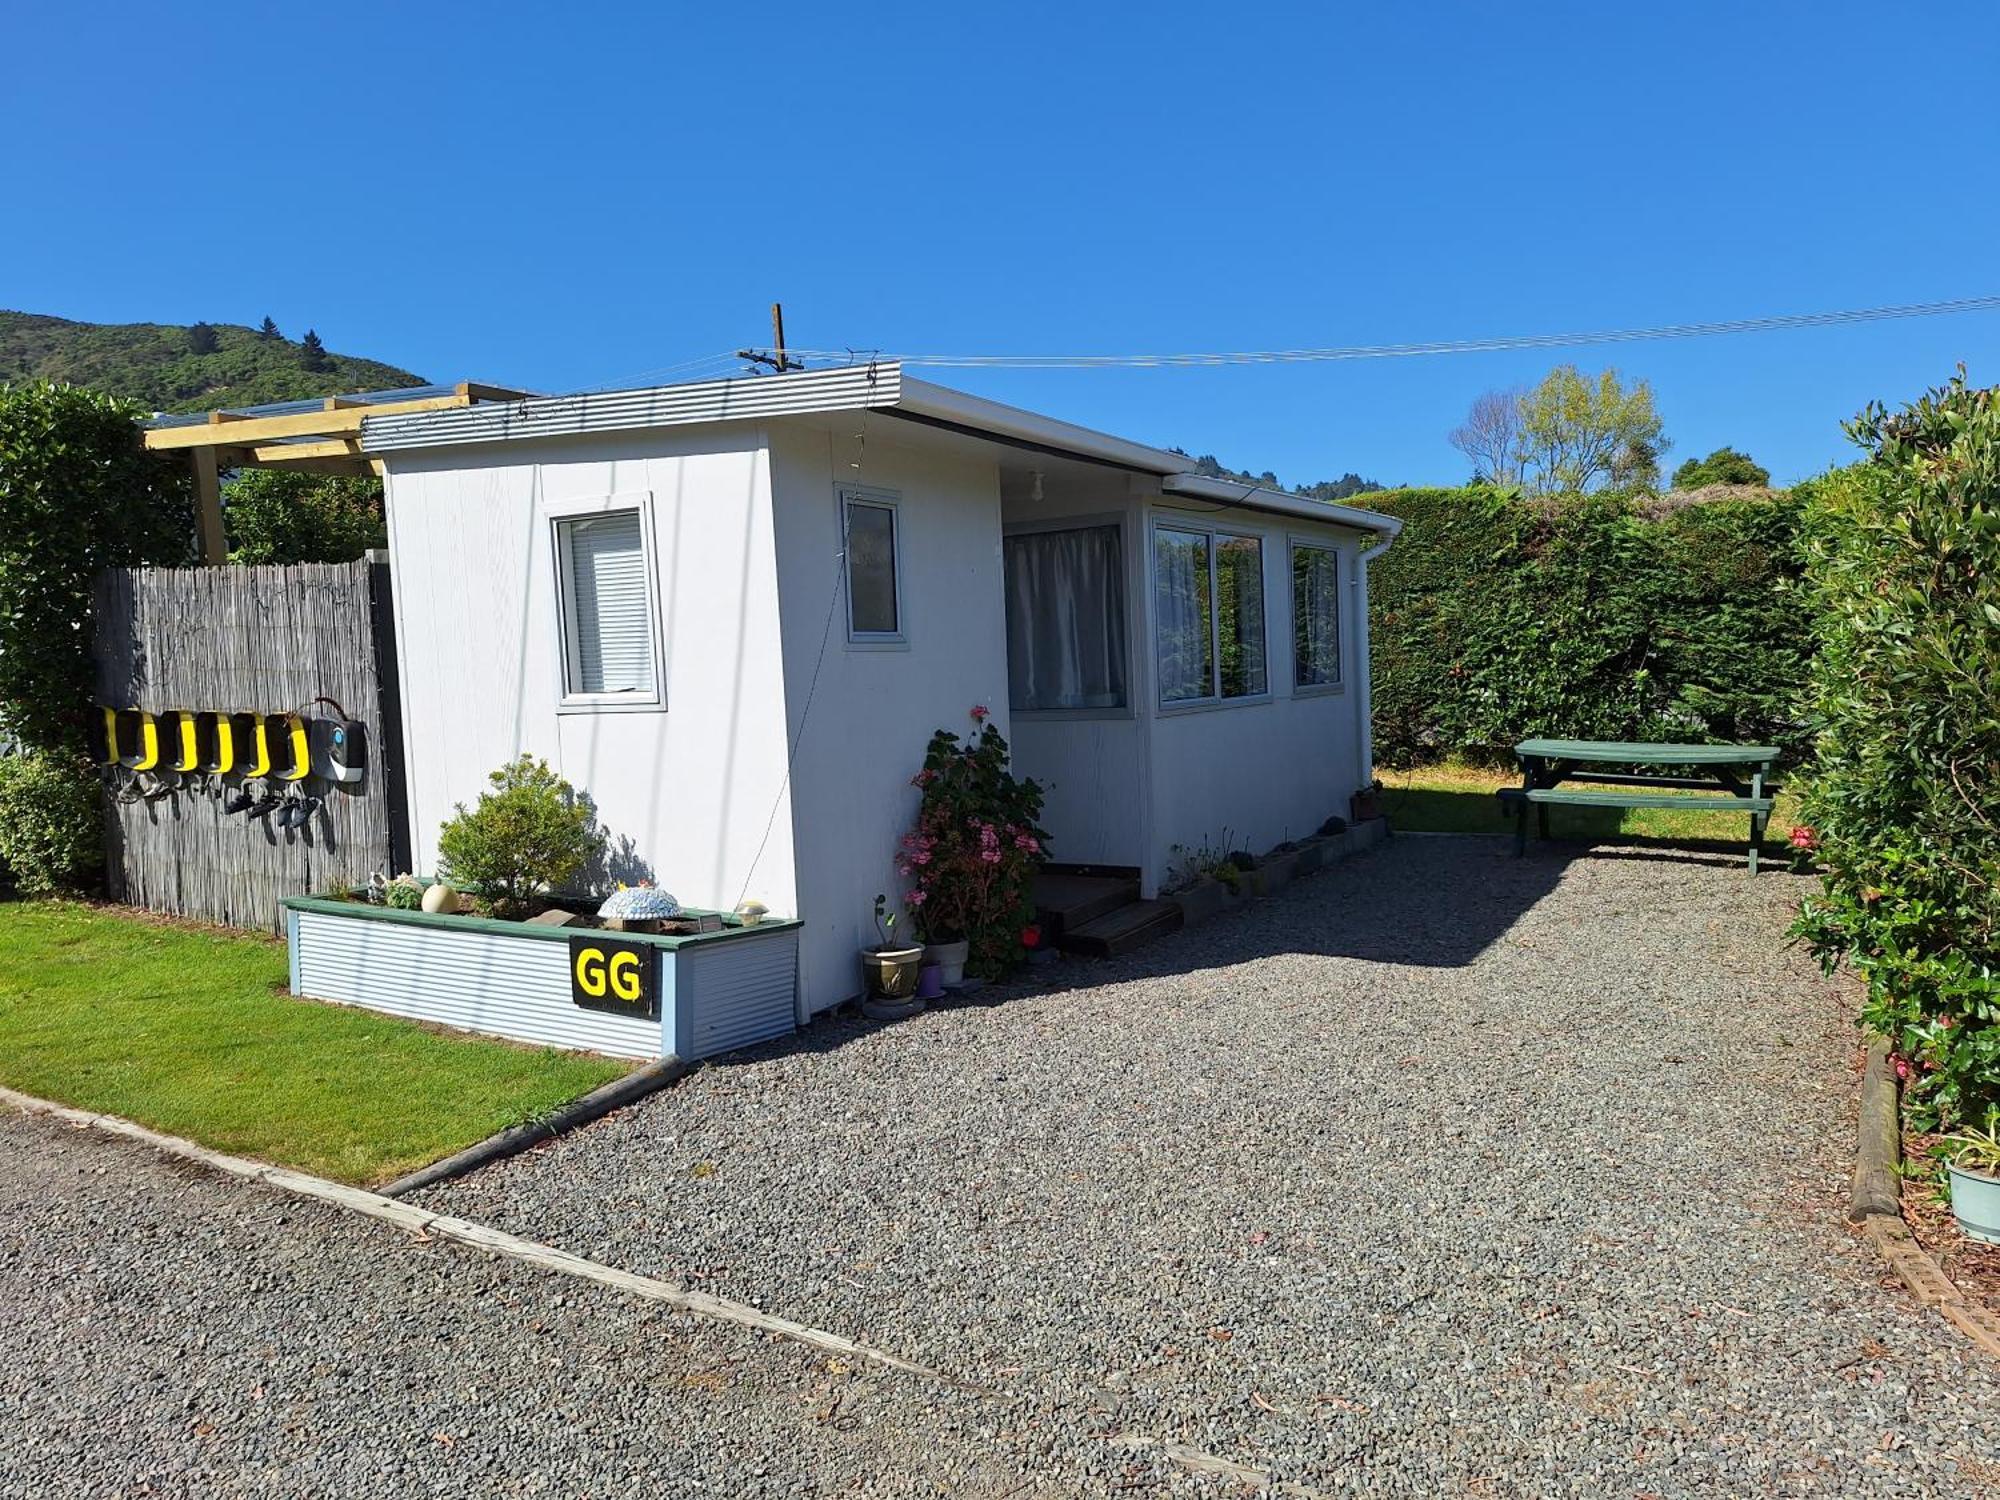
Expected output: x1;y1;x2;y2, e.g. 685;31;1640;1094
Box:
970;704;990;722
1020;924;1041;949
1789;825;1819;851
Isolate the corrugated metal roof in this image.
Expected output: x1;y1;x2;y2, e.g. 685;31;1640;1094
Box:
361;364;902;453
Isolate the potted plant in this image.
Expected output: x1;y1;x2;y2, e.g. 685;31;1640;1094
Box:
898;707;1050;983
860;893;924;1007
1350;779;1384;823
1936;1111;2000;1246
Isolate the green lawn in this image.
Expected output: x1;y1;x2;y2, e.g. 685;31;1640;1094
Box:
1380;761;1803;846
0;901;630;1185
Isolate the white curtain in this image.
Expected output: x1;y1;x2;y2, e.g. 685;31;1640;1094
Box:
1152;527;1212;704
1004;525;1128;710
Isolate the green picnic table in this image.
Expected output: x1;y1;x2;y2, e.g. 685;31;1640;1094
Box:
1495;738;1779;872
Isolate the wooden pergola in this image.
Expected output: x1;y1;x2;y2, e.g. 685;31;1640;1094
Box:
144;381;531;564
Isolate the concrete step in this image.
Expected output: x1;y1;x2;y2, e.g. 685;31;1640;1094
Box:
1059;898;1184;958
1033;871;1140;940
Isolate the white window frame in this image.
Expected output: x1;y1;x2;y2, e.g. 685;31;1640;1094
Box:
1149;517;1271;713
543;491;667;715
1287;535;1346;697
839;484;908;649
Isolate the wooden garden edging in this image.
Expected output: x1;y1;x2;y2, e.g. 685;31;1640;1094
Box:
1850;1037;2000;1359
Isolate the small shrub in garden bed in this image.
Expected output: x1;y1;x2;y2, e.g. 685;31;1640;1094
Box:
436;756;604;919
899;707;1050;978
1791;371;2000;1129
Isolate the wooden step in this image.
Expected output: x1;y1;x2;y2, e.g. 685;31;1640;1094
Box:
1033;871;1140;940
1058;898;1184;958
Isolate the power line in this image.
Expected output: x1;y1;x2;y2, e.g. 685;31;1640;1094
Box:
775;294;2000;371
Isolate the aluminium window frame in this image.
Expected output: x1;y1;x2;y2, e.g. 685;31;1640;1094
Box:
542;490;668;716
838;483;909;650
1286;534;1348;697
1148;515;1272;714
1002;510;1136;722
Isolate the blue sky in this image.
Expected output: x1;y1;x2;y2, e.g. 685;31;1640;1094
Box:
8;2;1999;487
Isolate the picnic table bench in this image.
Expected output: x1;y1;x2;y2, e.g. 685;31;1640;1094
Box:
1495;738;1779;872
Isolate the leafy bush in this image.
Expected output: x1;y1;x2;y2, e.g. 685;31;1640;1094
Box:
1791;372;2000;1128
224;468;386;565
1365;486;1812;767
0;381;192;755
0;749;102;895
898;708;1050;976
436;756;604;918
1672;446;1771;489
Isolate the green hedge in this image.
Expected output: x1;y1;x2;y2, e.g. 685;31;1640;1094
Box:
1365;487;1812;767
1792;375;2000;1126
0;380;191;757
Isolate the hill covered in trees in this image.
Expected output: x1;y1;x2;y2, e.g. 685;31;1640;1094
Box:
0;311;424;413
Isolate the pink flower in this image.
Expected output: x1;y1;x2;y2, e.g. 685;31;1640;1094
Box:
1892;1054;1911;1081
1014;833;1039;853
970;704;990;722
906;888;927;907
1789;825;1820;851
980;849;1003;864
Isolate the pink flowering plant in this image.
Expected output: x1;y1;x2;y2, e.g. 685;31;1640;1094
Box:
898;707;1050;976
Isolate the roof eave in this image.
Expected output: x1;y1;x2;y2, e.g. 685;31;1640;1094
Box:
1157;474;1402;539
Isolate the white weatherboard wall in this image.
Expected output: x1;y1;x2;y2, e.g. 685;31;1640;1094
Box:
1141;500;1369;891
383;426;798;926
766;421;1009;1015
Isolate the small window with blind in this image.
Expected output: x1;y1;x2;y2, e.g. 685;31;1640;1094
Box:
552;506;662;709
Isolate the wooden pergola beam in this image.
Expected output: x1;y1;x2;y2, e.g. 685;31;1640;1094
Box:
192;447;225;564
149;381;535;562
144;392;472;451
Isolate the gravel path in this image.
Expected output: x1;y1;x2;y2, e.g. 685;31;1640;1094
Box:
426;837;2000;1495
0;1110;1097;1498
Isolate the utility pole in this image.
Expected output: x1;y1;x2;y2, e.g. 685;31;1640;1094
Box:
736;302;796;374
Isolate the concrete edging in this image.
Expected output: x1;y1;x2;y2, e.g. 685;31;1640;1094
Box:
378;1056;692;1198
1849;1037;2000;1359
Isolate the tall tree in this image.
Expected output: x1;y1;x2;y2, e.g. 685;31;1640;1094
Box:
1448;387;1526;486
1672;446;1771;489
258;315;281;340
187;321;219;355
299;328;330;372
1515;365;1668;495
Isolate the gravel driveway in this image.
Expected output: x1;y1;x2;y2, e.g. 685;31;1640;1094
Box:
426;836;2000;1495
0;1111;1048;1498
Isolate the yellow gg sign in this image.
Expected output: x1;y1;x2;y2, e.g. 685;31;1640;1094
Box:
567;936;659;1021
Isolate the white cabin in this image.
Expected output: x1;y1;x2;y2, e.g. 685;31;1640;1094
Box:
364;364;1400;1019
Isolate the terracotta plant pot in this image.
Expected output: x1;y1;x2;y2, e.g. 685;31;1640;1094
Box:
861;945;924;999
